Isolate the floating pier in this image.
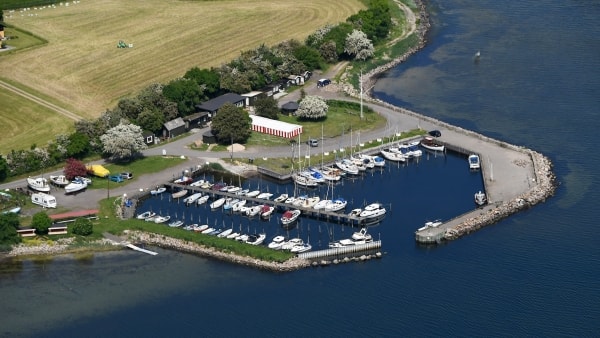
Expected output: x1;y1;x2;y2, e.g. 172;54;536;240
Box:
125;243;158;255
297;240;381;259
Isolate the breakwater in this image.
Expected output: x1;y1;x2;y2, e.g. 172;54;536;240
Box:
126;231;311;272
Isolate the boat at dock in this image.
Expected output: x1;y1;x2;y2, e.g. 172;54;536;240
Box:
168;220;184;228
380;149;407;162
469;154;481;170
420;137;445;152
183;192;203;204
154;215;171;224
136;211;156;220
172;189;188;199
196;195;209;205
274;193;288;203
475;191;487;206
245;205;262;217
150;187;166;195
260;205;275;218
280;209;301;225
267;235;286;250
359;203;387;221
210;197;226;210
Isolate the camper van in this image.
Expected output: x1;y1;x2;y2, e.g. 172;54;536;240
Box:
31;192;57;209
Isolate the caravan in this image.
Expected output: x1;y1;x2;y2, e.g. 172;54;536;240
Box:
31;192;57;208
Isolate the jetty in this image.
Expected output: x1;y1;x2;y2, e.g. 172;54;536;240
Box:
125;243;158;255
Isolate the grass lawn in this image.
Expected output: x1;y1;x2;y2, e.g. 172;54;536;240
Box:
0;89;74;154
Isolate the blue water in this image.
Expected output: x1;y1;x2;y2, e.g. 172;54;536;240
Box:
2;0;599;336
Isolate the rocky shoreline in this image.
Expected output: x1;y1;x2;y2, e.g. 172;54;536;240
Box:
127;231;312;272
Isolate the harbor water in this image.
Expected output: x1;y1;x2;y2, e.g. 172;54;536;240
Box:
1;0;599;336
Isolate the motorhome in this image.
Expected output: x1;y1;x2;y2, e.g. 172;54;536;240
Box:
31;192;57;208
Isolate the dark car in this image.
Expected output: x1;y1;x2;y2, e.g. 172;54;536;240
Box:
317;78;331;87
428;130;442;137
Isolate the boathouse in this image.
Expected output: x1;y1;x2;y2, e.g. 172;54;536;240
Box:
249;115;302;139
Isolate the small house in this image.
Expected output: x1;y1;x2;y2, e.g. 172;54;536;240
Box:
195;93;246;116
287;75;305;86
242;91;266;106
163;117;186;139
142;130;155;145
184;112;210;130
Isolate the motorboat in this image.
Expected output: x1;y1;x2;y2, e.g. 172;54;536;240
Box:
304;196;320;208
310;167;341;182
380;149;406;162
154;215;171;224
475;191;487;206
31;192;57;208
281;238;303;251
217;228;233;238
267;236;286;250
235;234;249;242
246;233;266;245
210;197;226;210
136;210;156;220
27;177;51;192
168;220;184;228
74;176;93;185
150;187;167;195
280;209;301;225
260;205;275;218
49;175;70;187
201;227;216;234
469;154;481;170
223;198;240;211
335;159;359;175
325;198;347;212
257;192;273;200
348;208;362;217
210;228;223;236
274;193;288;203
196;195;209;205
313;199;332;210
293;195;308;207
220;185;235;192
420;137;445;152
172;189;188;199
290;242;312;253
284;196;297;204
199;181;213;189
245;205;262;217
64;178;88;194
246;190;261;198
227;231;241;239
183;192;203;204
227;186;242;194
194;224;209;233
351;228;372;242
407;141;423;157
173;175;193;185
232;199;247;213
298;170;325;184
359;203;387;220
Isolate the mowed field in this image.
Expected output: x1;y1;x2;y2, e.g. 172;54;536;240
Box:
1;0;363;119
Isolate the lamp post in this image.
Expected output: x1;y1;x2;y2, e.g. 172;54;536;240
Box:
360;69;364;120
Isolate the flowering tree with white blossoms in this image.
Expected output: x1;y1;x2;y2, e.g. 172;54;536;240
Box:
100;123;147;161
296;95;328;120
344;29;374;61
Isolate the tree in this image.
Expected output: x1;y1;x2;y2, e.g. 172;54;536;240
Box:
31;212;52;235
100;123;147;162
136;108;165;134
296;96;328;120
63;158;88;180
254;96;279;120
71;218;93;236
210;103;252;144
162;78;204;116
345;29;374;61
67;132;90;159
184;67;222;97
0;213;21;247
292;45;323;70
0;155;8;182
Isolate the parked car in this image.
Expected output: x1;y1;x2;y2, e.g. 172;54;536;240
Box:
307;138;319;147
428;130;442;137
317;78;331;87
121;172;133;180
109;175;123;183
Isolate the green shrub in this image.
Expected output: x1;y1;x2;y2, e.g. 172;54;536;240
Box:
72;218;93;236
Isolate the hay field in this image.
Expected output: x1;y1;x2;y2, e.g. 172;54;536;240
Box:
2;0;363;119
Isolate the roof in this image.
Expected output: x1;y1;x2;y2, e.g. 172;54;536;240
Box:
241;91;263;98
195;93;245;113
163;117;185;130
184;112;210;121
281;101;299;110
250;115;302;134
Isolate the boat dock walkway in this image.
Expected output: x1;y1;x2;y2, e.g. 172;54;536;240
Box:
161;183;376;226
297;240;382;259
124;243;158;255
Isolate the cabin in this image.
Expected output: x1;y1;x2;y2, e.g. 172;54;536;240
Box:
260;83;283;97
241;91;266;106
142;130;155;146
281;101;299;116
162;117;186;139
195;93;246;117
287;75;305;86
184;112;210;130
202;130;217;144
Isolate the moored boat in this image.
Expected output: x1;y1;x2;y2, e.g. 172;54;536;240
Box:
245;205;262;217
359;203;387;221
420;137;445;152
469;154;481;170
150;187;167;195
196;195;210;205
274;193;288;203
475;191;487;206
280;209;301;225
154;215;171;224
172;189;188;199
168;220;184;228
260;205;275;218
210;197;226;210
267;235;286;250
136;210;156;220
183;192;203;204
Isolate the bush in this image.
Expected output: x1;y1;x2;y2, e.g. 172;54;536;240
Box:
31;212;52;234
72;218;93;236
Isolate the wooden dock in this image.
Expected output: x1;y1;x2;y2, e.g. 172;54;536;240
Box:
163;183;379;226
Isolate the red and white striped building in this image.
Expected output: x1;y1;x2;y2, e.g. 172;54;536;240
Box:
250;115;303;139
